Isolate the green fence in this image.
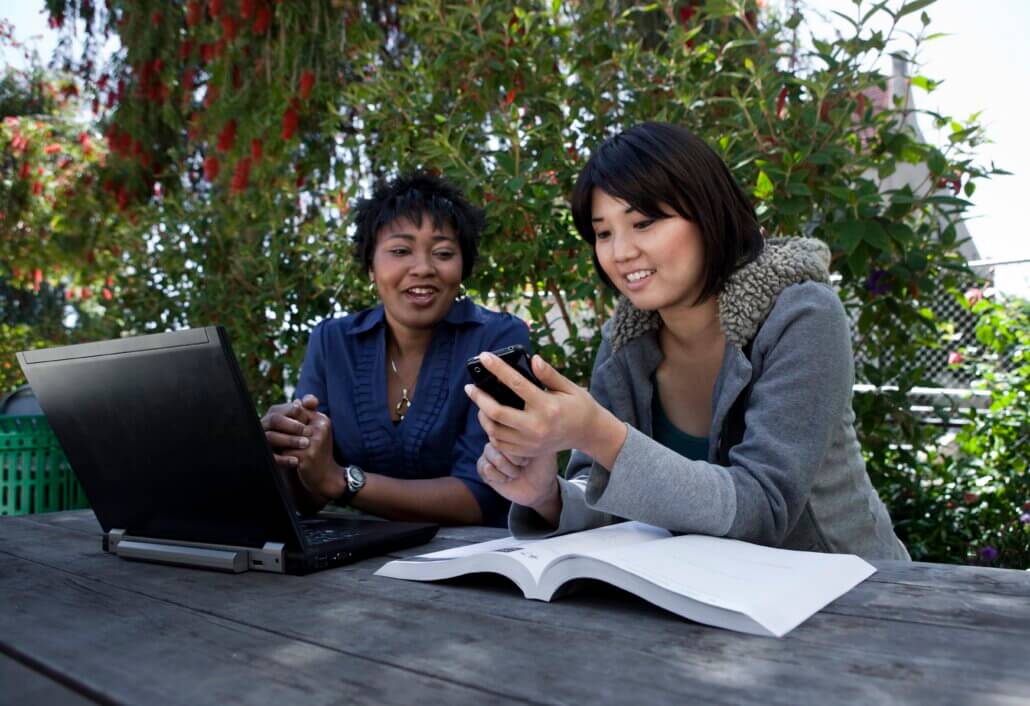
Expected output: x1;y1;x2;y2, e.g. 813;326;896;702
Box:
0;415;89;516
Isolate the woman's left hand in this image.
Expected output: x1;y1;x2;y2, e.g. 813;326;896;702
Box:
282;404;346;502
464;352;626;466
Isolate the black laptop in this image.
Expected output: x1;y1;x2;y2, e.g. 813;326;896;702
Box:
16;326;438;574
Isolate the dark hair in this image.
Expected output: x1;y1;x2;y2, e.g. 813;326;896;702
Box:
570;122;764;304
352;172;484;280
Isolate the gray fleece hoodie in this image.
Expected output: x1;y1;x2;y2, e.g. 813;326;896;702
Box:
510;237;910;561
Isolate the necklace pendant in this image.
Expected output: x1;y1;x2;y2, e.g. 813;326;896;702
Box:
395;388;411;421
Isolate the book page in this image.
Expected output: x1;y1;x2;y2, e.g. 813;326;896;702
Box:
589;535;875;636
396;522;670;584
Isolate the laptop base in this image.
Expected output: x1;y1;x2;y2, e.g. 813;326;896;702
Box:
105;529;287;573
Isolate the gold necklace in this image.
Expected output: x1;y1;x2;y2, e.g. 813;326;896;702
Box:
390;356;412;421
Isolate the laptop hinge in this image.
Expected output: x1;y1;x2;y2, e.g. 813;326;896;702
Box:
106;529;286;574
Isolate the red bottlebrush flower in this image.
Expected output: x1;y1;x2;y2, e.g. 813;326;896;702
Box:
200;43;215;64
775;86;788;119
221;15;238;41
33;268;43;291
183;68;196;93
232;65;242;90
187;114;203;142
186;0;203;27
32;181;43;195
117;186;129;211
44;142;62;154
231;157;252;193
18;162;30;179
504;88;516;106
281;106;299;140
217;120;237;151
854;92;868;117
203;155;220;181
295;169;305;188
204;83;219;108
179;40;194;60
299;70;315;100
241;0;255;19
209;0;223;19
678;5;696;24
252;3;272;33
151;11;162;26
97;74;109;91
250;138;263;161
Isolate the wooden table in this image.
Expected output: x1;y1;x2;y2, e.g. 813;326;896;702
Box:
2;511;1029;706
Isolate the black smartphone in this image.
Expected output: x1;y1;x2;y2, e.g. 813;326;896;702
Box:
466;344;545;410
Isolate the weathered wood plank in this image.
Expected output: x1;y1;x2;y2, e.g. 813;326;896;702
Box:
0;555;535;706
868;559;1030;597
0;650;99;706
3;515;1029;706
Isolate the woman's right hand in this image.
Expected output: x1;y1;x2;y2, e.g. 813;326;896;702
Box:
261;396;318;468
476;444;562;527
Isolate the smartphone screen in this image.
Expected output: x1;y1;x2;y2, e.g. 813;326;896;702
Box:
466;345;545;410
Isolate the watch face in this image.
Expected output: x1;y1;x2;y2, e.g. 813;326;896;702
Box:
346;465;366;491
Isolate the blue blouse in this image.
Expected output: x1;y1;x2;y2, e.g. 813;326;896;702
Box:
294;296;531;526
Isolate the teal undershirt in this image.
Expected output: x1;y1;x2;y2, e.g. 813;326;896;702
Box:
651;375;710;461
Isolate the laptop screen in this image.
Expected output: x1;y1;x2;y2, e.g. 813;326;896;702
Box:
18;327;301;549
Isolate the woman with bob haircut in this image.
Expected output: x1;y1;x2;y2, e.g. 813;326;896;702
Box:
466;122;909;559
262;172;529;527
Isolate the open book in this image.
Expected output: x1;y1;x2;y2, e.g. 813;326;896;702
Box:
375;522;875;638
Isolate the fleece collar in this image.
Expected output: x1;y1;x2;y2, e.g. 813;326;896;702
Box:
607;237;831;350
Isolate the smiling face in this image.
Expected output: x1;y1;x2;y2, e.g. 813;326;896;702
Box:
370;214;464;332
591;189;706;313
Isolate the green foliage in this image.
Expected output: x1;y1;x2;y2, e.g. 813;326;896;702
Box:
4;1;1019;564
915;294;1028;567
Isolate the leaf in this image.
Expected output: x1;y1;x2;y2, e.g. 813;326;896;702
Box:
887;223;915;245
754;170;774;201
862;221;892;252
911;75;939;92
832;220;865;255
896;0;936;20
926;149;948;175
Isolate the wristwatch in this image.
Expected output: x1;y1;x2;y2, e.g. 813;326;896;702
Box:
338;464;366;506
